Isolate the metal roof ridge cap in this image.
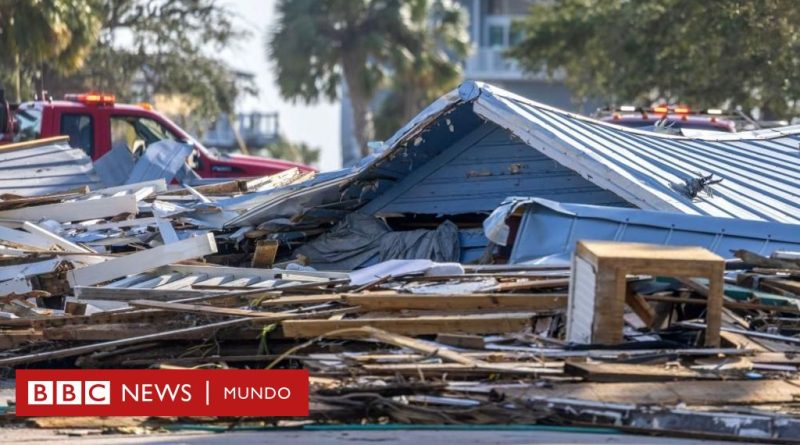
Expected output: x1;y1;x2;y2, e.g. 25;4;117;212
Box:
478;82;800;141
457;80;482;102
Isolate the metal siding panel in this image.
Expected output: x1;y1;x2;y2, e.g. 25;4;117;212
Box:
567;256;596;344
378;122;627;214
505;198;800;264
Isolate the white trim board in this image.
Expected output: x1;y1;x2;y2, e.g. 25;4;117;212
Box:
67;233;218;286
0;195;138;222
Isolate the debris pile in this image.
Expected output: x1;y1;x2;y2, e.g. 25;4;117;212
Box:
1;83;800;443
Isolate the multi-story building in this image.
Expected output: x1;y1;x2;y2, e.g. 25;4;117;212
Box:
459;0;574;110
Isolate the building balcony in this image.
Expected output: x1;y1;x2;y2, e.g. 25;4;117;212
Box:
464;47;560;82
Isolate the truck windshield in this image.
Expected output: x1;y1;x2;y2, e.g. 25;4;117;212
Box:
13;105;42;142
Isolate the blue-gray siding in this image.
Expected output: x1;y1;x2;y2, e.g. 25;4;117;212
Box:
363;122;628;215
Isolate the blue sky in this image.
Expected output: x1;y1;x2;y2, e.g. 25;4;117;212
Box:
220;0;342;170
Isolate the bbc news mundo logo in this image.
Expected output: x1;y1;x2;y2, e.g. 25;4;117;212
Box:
27;380;111;405
16;369;309;417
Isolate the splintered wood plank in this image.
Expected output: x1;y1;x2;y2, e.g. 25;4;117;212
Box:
336;326;478;365
0;329;44;348
0;135;69;152
360;362;561;375
281;313;534;338
503;379;800;405
565;361;719;382
67;233;217;286
343;293;567;311
258;294;345;306
128;299;286;318
251;239;279;268
484;278;570;292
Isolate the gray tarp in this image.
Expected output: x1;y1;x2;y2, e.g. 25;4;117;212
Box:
294;213;460;271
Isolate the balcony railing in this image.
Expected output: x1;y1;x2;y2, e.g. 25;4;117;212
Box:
464;47;555;82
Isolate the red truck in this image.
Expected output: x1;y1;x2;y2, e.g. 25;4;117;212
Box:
0;90;315;178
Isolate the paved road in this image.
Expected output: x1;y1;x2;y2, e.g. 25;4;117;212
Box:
1;428;746;445
0;379;743;445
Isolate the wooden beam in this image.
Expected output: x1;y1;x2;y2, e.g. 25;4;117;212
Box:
503;379;800;406
643;293;800;314
259;294;345;306
338;326;478;365
281;313;534;338
565;361;719;382
68;233;218;286
625;290;655;326
343;293;567;311
360;362;561;375
483;278;570;292
0;307;352;367
0;135;69;152
128;299;288;318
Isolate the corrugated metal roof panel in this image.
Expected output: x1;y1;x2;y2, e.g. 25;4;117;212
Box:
484;198;800;265
0;139;102;196
472;83;800;222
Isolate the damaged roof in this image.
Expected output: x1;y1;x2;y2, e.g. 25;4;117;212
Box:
484;197;800;265
0;137;102;196
358;81;800;222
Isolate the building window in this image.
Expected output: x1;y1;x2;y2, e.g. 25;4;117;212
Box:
110;115;177;157
60;114;93;157
488;24;506;46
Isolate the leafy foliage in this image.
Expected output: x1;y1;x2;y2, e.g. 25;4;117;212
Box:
268;0;468;156
374;0;469;139
0;0;101;101
2;0;249;121
508;0;800;117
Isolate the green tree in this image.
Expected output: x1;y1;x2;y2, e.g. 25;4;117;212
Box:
268;0;468;157
508;0;800;118
374;0;470;139
58;0;251;120
0;0;101;101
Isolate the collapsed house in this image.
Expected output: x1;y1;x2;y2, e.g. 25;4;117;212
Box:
0;83;800;442
218;80;800;269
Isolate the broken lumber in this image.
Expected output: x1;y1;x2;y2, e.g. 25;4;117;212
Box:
343;293;567;311
0;194;138;222
281;313;534;338
67;233;218;286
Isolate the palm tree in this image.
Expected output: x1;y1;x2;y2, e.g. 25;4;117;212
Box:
375;0;469;139
0;0;101;101
268;0;468;158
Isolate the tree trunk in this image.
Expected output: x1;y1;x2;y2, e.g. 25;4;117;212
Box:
341;52;374;158
13;52;21;102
